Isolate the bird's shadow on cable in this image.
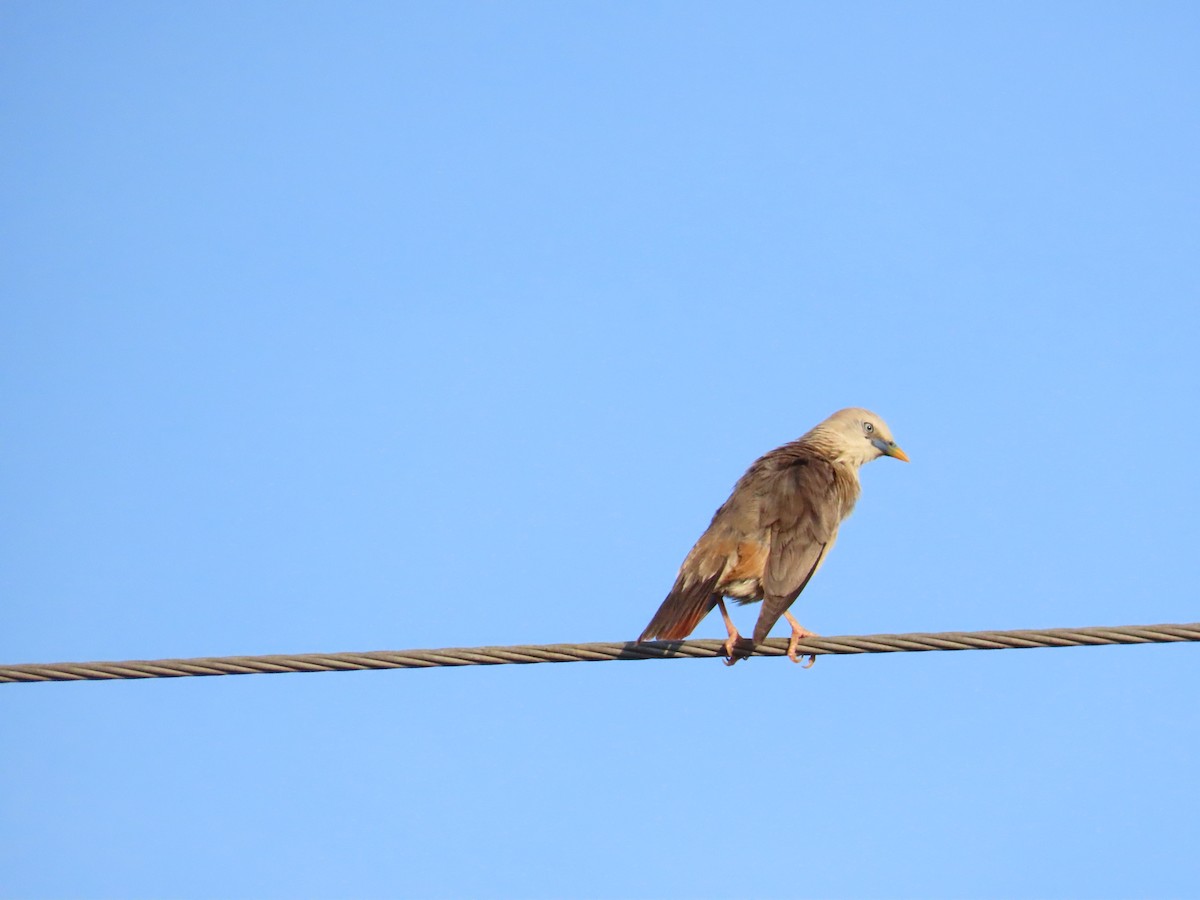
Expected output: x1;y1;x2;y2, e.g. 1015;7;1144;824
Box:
614;639;723;661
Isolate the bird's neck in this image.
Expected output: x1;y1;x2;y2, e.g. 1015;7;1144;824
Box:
802;429;872;470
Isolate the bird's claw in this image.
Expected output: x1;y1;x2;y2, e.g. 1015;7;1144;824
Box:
723;636;740;666
787;633;818;668
783;610;820;668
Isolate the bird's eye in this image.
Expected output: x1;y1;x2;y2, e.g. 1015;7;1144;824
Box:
863;422;875;434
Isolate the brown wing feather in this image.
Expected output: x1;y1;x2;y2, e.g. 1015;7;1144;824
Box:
754;538;828;643
751;456;847;643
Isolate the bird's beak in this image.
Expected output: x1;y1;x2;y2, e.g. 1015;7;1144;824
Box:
873;437;910;462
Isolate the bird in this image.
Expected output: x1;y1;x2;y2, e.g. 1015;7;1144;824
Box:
638;407;908;666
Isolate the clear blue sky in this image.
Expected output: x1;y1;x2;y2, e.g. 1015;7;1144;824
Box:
3;3;1199;898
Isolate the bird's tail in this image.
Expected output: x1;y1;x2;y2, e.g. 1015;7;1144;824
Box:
637;570;722;642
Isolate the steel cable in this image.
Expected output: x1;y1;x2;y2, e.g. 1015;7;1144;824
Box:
2;622;1197;684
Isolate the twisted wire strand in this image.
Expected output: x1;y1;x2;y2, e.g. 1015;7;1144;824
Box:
2;622;1197;684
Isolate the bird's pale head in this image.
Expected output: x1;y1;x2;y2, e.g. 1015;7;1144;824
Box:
811;407;909;467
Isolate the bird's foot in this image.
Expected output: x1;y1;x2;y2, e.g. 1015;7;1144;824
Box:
788;637;817;667
723;633;740;666
724;635;756;666
785;619;819;668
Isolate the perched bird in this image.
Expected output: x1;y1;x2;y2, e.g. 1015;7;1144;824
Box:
638;408;908;665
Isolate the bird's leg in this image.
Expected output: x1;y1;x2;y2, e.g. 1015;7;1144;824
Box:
715;598;743;666
784;611;819;668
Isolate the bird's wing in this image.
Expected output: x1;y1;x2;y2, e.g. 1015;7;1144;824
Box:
753;459;843;643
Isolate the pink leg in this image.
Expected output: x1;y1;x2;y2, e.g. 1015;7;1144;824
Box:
716;598;743;666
